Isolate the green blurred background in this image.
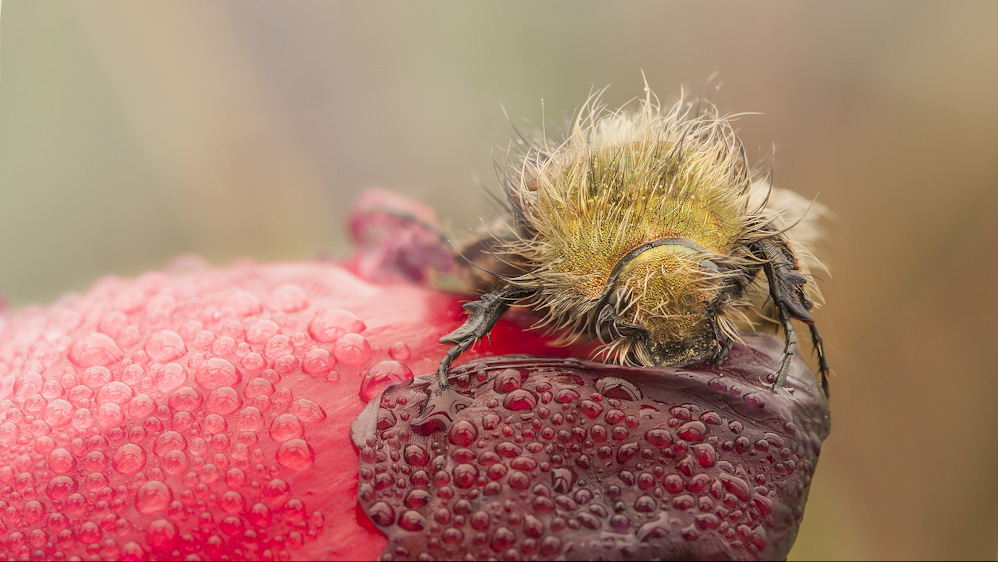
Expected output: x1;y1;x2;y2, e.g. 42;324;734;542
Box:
1;1;996;559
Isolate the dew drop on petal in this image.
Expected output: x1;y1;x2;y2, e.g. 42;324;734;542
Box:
194;358;240;390
308;309;365;343
335;333;373;366
276;439;315;470
205;386;242;415
269;414;304;441
47;448;77;474
388;342;411;361
144;330;187;363
42;399;74;427
145;518;178;550
135;480;173;514
112;443;147;474
268;283;309;312
359;360;412;402
289;399;326;423
302;347;335;375
68;333;124;367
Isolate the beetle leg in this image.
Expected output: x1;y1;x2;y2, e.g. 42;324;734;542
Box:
437;285;530;390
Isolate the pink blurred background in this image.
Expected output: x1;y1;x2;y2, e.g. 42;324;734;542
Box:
1;2;995;559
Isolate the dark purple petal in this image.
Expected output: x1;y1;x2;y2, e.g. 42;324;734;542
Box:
353;335;829;561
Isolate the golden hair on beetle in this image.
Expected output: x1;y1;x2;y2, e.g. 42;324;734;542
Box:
440;84;830;395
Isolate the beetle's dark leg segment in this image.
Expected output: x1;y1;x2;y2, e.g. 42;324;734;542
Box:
809;323;830;397
771;295;798;390
751;236;821;392
437;285;530;390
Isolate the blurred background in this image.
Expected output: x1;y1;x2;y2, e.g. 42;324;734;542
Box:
1;1;996;559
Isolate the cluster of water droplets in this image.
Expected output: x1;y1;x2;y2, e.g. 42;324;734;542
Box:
0;264;416;560
355;354;822;561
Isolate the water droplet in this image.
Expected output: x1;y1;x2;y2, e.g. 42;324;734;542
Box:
452;464;478;488
42;399;74;427
447;419;478;447
69;333;124;367
156;363;188;394
302;347;335;375
335;333;373;366
222;290;262;316
246;319;281;345
388;342;411;361
264;335;294;360
269;414;305;441
205;386;241;415
309;309;366;343
135;480;173;513
289;398;326;423
359;361;412;402
127;394;157;418
268;283;309;312
678;421;707;442
168;387;203;412
403;444;430;467
397;509;427;531
577;399;603;419
276;439;314;470
194;358;241;390
96;403;125;428
719;473;752;502
502;388;537;411
145;518;178;550
0;421;19;445
82;366;113;389
493;369;526;393
144;330;187;363
595;376;642;400
47;448;76;474
112;443;146;474
46;475;78;500
97;381;135;406
551;467;576;494
692;443;716;468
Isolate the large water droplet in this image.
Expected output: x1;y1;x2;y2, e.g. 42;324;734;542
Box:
82;366;113;389
595;376;642;400
289;398;326;423
156;363;188;394
68;333;124;367
145;518;178;550
144;330;187;363
403;445;430;467
447;419;478;447
269;414;304;441
335;333;373;366
205;386;241;415
168;387;203;412
112;443;147;474
276;439;314;470
302;348;335;375
677;421;707;442
96;381;134;405
47;448;76;474
42;399;73;427
268;283;309;312
359;361;412;402
194;358;241;390
135;480;173;514
502;389;537;411
308;309;366;343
